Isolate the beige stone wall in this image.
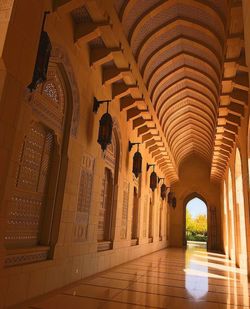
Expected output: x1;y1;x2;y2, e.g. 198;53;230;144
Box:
0;1;169;307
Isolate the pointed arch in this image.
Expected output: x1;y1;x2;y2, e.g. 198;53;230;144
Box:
4;59;73;266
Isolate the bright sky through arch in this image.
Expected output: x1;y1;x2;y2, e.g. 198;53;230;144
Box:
187;198;207;218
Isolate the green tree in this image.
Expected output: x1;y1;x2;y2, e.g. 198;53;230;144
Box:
186;209;195;233
186;209;207;241
194;214;207;235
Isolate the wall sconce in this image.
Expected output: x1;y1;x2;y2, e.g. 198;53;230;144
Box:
158;178;170;201
129;141;142;178
28;12;51;91
147;163;157;192
93;97;113;151
172;196;177;209
168;191;173;204
168;191;177;209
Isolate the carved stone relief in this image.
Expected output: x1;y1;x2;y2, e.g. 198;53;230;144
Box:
50;45;80;137
120;181;129;239
74;153;94;242
30;65;65;134
143;195;148;238
5;122;54;249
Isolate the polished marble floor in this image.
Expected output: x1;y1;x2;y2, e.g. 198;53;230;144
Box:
17;244;250;308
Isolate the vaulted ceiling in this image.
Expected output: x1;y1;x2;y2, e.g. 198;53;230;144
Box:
56;0;248;183
115;0;226;165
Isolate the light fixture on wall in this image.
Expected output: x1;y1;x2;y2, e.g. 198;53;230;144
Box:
28;12;51;91
129;141;142;178
167;190;177;209
158;178;170;201
147;163;157;192
93;97;112;151
168;191;173;204
172;196;177;209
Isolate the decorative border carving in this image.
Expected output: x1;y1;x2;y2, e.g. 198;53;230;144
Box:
120;181;129;239
5;248;49;267
50;45;80;137
143;195;148;238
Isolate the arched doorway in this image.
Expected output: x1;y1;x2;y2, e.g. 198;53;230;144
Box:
185;196;207;248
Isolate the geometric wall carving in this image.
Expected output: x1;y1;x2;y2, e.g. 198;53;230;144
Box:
120;181;129;239
31;66;65;134
74;153;95;242
97;167;113;243
143;195;148;238
5;122;54;249
50;45;80;137
5;249;49;267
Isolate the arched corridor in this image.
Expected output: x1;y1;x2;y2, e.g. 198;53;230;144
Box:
0;0;250;308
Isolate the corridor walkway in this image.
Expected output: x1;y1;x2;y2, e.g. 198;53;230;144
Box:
17;245;250;309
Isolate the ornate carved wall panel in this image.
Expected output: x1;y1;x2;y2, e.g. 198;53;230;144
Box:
74;153;94;242
4;58;70;266
5;122;54;248
97;168;113;242
50;46;80;137
120;181;129;239
159;204;163;239
104;131;116;170
31;65;65;134
148;198;153;240
143;195;148;238
131;187;139;240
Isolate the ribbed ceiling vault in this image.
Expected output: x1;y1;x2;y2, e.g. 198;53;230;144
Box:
115;0;228;166
56;0;248;182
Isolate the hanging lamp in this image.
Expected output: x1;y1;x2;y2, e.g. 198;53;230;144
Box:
168;191;173;205
172;196;177;209
93;97;113;152
129;141;142;178
28;12;51;91
158;178;169;201
147;163;157;192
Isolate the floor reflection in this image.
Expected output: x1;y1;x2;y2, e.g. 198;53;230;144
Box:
19;244;250;309
185;242;209;299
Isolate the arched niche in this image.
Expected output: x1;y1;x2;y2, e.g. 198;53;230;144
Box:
97;123;121;251
4;59;73;266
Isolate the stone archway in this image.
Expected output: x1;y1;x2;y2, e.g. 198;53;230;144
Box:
183;192;209;249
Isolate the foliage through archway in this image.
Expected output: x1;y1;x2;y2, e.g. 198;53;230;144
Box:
186;197;207;242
